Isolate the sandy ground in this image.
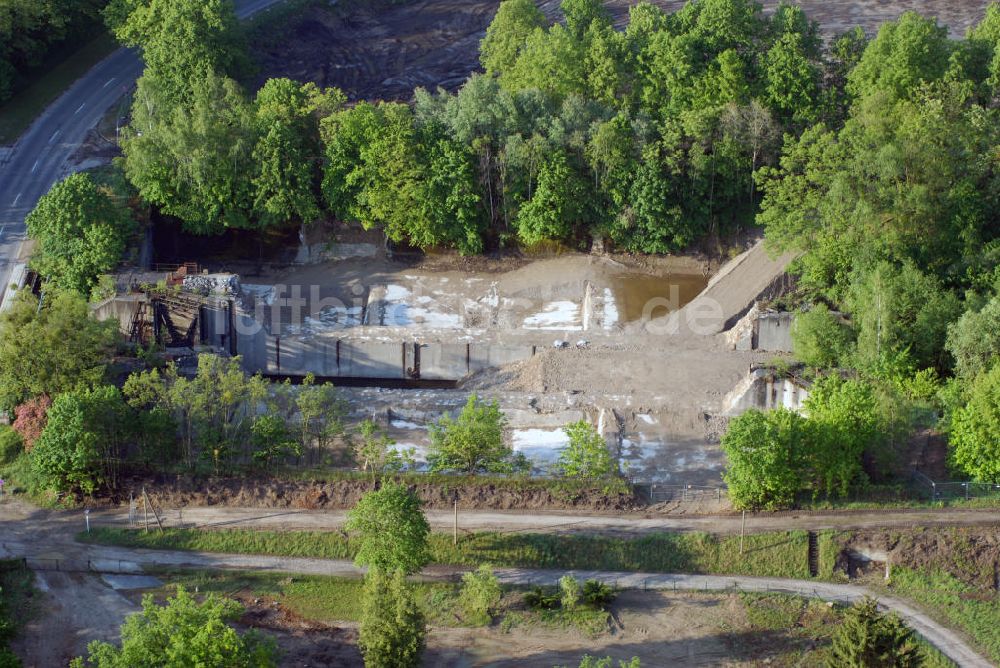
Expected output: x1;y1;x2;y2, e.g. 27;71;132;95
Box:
0;499;992;668
227;245;778;485
425;591;770;667
251;0;992;103
77;504;1000;536
1;500;995;667
8;571;138;668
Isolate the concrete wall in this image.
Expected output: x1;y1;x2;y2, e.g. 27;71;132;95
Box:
202;304;535;381
90;295;146;336
757;312;794;352
723;368;810;416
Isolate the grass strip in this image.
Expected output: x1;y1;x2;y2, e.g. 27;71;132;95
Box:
884;567;1000;664
82;527;814;579
0;34;119;145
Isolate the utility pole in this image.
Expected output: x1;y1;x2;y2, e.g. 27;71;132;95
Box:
453;491;459;546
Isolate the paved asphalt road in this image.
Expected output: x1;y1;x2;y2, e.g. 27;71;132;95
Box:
0;0;284;302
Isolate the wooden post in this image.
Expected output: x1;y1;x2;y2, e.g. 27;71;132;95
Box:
142;487;164;532
143;492;148;533
453;496;459;546
740;510;746;555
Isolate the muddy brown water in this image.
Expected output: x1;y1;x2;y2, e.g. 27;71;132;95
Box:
609;272;708;323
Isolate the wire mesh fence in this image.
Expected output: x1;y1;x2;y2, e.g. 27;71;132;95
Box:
632;482;727;504
911;470;1000;501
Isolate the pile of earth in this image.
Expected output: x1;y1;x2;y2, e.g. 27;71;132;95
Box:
110;475;641;512
838;526;1000;589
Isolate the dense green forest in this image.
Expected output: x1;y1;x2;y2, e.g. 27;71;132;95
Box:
9;0;1000;501
0;0;109;103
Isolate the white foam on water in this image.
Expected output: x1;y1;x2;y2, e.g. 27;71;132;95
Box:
637;414;657;425
390;419;425;430
522;301;583;331
383;284;411;301
512;428;570;464
241;283;276;306
603;288;619;329
378;284;464;329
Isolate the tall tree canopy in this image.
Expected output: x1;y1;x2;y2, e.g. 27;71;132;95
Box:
25;173;134;294
0;291;118;412
105;0;246;101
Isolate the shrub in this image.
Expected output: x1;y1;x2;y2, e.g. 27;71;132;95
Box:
827;597;922;668
524;586;560;610
459;565;502;624
359;569;425;668
581;579;615;608
559;575;581;609
0;428;22;466
70;587;277;667
11;395;51;450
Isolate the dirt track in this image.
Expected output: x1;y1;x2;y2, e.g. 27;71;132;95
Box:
78;504;1000;535
0;508;992;668
251;0;993;102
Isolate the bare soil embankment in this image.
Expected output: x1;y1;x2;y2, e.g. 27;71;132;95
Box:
249;0;992;104
119;476;641;512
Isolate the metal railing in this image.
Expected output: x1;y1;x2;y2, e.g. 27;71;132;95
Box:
911;470;1000;501
633;481;727;504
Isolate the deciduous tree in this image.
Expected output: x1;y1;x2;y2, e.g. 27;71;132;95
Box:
71;587;277;667
346;482;430;575
0;291;117;412
428;394;516;474
558;420;616;479
950;360;1000;482
26;173;134;294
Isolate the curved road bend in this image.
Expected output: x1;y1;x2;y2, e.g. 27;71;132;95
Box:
0;0;284;301
0;536;991;668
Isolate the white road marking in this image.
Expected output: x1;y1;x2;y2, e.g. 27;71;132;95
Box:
75;103;86;115
49;130;61;144
103;77;117;88
11;193;20;207
31;160;40;173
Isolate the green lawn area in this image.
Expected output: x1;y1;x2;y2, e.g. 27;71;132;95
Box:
0;33;119;145
883;567;1000;665
0;559;39;661
82;526;819;579
146;568;611;636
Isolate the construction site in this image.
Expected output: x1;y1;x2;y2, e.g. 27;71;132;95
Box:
92;231;802;487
